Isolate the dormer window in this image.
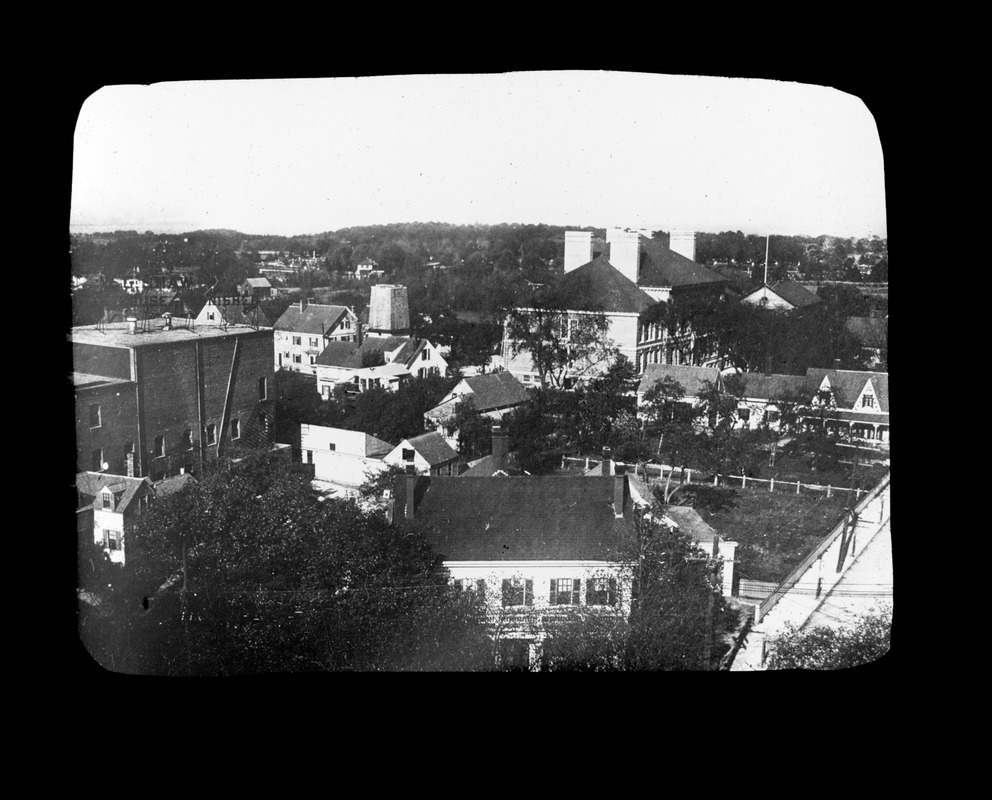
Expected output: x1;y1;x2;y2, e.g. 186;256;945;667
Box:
102;490;114;510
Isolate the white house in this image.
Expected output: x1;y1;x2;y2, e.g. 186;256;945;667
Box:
314;336;448;397
424;371;528;445
273;300;360;374
804;368;889;443
194;298;273;328
383;431;464;477
354;257;385;280
76;472;155;565
725;372;808;432
740;280;822;311
390;469;643;668
300;424;393;492
636;363;722;423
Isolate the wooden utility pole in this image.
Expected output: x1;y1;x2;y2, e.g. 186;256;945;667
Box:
764;235;771;285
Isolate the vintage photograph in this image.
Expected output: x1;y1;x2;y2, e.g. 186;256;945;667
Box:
71;72;890;672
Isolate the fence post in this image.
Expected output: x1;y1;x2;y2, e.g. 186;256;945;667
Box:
827;485;832;498
770;477;774;493
561;456;565;470
796;480;801;495
742;474;747;489
713;474;718;487
856;487;862;501
687;469;692;484
585;457;590;470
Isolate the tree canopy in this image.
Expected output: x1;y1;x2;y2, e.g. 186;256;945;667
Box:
81;454;494;674
767;608;891;670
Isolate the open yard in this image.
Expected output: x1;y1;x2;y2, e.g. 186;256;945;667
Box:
664;483;850;585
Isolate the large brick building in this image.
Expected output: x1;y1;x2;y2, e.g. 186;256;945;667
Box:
72;318;276;481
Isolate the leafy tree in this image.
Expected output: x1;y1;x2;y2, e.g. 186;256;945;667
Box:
446;397;494;461
767;608;891;669
95;454;495;674
504;279;615;389
572;355;638;452
540;512;738;671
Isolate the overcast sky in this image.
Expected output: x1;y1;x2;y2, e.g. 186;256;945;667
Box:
70;72;887;239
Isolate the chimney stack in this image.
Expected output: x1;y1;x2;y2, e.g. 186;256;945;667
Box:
126;316;138;335
613;464;626;518
601;447;613;476
492;425;509;468
606;228;640;284
163;312;173;330
564;231;594;273
669;230;698;263
405;464;416;522
299;297;307;313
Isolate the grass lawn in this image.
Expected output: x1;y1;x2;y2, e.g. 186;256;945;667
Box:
665;483;850;585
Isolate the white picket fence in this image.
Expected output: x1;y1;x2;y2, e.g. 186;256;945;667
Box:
560;456;866;500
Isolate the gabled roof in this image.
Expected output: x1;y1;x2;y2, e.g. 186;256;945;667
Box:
404;431;460;466
636;238;727;288
274;303;351;335
76;472;151;514
805;368;889;412
395;475;636;561
637;364;721;397
660;505;719;544
461;372;528;412
206;301;272;327
243;277;272;289
731;372;808;401
155;472;197;497
461;450;523;477
392;338;425;367
769;279;822;308
314;336;411;369
559;256;656;314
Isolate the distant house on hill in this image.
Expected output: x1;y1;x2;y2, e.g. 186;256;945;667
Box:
741;280;823;311
354;257;384;280
240;277;273;300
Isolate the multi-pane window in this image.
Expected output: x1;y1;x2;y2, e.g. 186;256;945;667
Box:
89;404;101;428
586;577;618;606
91;448;104;471
154;435;165;458
310;337;320;348
421;349;429;361
231;419;240;440
402;448;415;462
502;578;534;607
309;355;316;365
104;530;118;551
862;395;875;408
182;429;193;450
551;578;581;605
207;311;216;321
292;336;302;346
738;407;751;422
206;424;217;445
327;443;336;451
102;491;114;510
293;354;302;364
258;377;268;400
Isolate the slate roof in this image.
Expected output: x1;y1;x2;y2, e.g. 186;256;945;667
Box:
392;338;425;367
395;475;635;561
805;368;889;412
731;372;808;401
155;472;196;497
637;364;721;397
209;302;272;327
558;256;656;314
274;303;351;335
636;238;727;288
76;472;152;514
461;372;528;412
769;279;822;308
461;451;523;477
405;431;460;466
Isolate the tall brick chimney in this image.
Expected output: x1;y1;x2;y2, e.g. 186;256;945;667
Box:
601;447;612;477
405;464;416;522
492;425;509;469
613;464;626;518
